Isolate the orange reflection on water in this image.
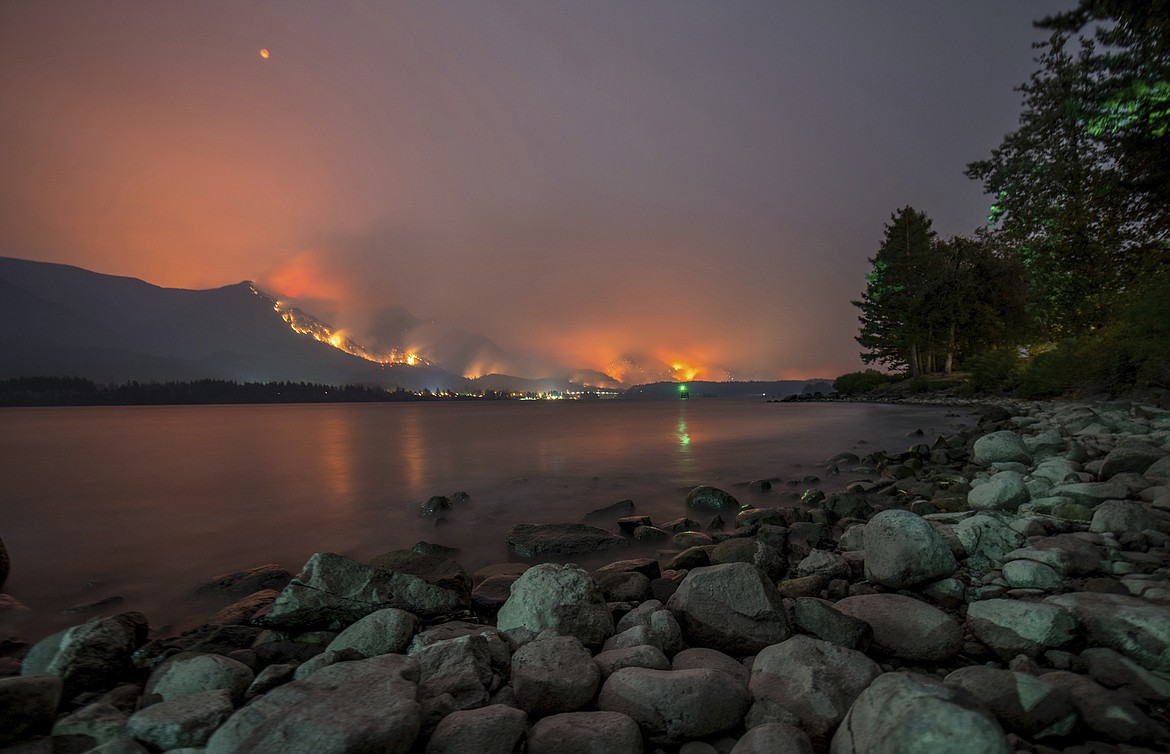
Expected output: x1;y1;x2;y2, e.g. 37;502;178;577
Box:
319;414;355;501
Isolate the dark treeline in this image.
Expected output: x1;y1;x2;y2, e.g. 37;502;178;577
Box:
850;1;1170;397
0;377;514;407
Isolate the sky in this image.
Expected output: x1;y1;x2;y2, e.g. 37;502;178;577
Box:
0;0;1072;382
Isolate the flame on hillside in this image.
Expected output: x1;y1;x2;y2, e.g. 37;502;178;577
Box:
250;285;428;367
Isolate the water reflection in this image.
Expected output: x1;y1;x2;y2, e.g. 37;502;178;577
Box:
676;404;692;470
319;414;355;501
398;407;428;493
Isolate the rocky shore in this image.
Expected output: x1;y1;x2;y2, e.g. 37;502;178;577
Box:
2;398;1170;753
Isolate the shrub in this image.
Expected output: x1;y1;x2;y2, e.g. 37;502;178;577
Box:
833;370;895;396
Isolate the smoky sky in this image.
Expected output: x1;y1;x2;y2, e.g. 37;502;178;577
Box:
0;0;1070;380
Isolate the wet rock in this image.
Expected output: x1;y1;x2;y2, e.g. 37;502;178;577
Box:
795;550;850;581
472;574;519;613
1080;647;1170;702
710;537;786;581
671;647;749;686
505;523;629;558
792;598;871;651
833;594;962;662
611;600;685;657
968;471;1029;512
1030;534;1104;575
749;635;880;737
52;701;130;745
952;514;1025;576
496;563;614;648
367;549;474;605
685;485;741;510
943;666;1077;739
730;723;814;754
862;509;957;589
195;565;291;600
1099;439;1168;480
510;635;599;717
598;667;749;743
1046;592;1170;672
596;571;652;603
965;599;1077;661
831;672;1009;754
1050;481;1133;506
413;633;496;711
205;653;421;754
133;624;261;670
594;645;671;679
1089;500;1158;535
527;711;642;754
634;525;670;541
819;492;874;522
209;589;278;626
425;704;527;754
263;552;465;630
126;688;235;750
582;499;636;521
293;648;365;680
420;495;452;517
667;546;711;570
1001;559;1063;590
145;651;254;704
21;612;148;698
617;515;653;533
0;674;62;746
324;606;417;657
666;563;790;655
1041;670;1169;745
973;431;1031;466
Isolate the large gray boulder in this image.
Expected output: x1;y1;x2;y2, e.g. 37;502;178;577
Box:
1046;592;1170;672
685;485;740;509
749;635;880;737
144;651;254;704
952;514;1025;576
833;594;961;662
413;634;497;711
863;509;957;589
263;552;465;630
0;674;62;746
425;704;527;754
126;688;235;750
943;667;1077;739
599;667;750;743
51;701;130;745
1089;500;1158;535
21;612;148;698
965;599;1077;661
527;711;643;754
325;606;418;657
505;523;629;558
666;562;790;654
968;471;1029;512
367;550;473;605
831;672;1010;754
1099;439;1168;480
496;563;614;648
973;431;1031;466
204;654;421;754
510;635;600;717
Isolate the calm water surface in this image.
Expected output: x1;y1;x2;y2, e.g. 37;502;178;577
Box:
0;399;971;637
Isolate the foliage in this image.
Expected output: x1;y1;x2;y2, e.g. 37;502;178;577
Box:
963;350;1023;394
833;369;895;396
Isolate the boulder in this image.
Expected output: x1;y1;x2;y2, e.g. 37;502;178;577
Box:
1046;592;1170;672
952;514;1025;576
1081;647;1170;701
425;704;527;754
506;523;629;558
496;563;614;648
749;635;880;737
51;701;130;745
472;574;519;613
21;612;148;698
968;471;1029;512
367;550;473;604
610;600;685;657
831;672;1010;754
1049;481;1133;506
413;634;497;710
833;594;961;662
596;571;652;603
671;647;750;686
943;666;1077;739
973;431;1031;466
598;667;749;743
792;597;872;651
594;645;671;678
685;485;741;510
666;563;790;654
263;552;465;630
1001;559;1064;590
582;499;636;521
730;722;814;754
194;564;291;600
527;711;643;754
795;549;850;581
1089;500;1157;535
1041;670;1169;745
126;688;235;750
965;599;1077;661
862;509;957;589
145;651;254;704
510;635;600;717
710;538;786;581
205;654;421;754
0;674;62;746
210;589;279;626
325;607;417;657
420;495;452;517
1099;440;1168;480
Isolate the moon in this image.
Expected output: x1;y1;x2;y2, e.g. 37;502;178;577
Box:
259;48;270;60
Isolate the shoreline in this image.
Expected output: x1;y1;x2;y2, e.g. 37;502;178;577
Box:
2;397;1169;751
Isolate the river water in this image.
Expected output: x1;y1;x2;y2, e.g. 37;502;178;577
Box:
0;399;972;637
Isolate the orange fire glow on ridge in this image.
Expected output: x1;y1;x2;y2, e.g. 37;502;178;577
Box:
250;285;427;367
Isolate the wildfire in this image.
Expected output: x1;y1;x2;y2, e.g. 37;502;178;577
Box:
250;285;429;368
